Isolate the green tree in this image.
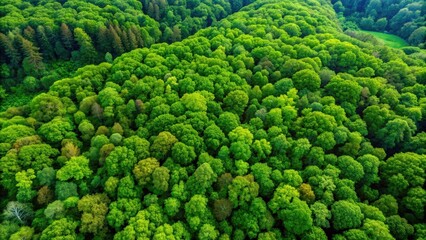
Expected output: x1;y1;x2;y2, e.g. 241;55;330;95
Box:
108;24;125;56
164;197;181;217
98;87;124;108
408;26;426;46
107;198;142;230
56;156;92;181
74;28;98;64
357;154;380;185
78;120;95;142
105;146;137;177
198;224;219;240
55;181;78;200
336;155;364;183
292;69;321;92
36;26;54;60
228;174;259;208
229;126;253;145
133;157;160;186
362;219;394;240
203;124;226;151
402;187;426;220
224;90;249;115
0;220;20;240
268;184;299;214
283;23;302;37
30;93;66;122
60;23;74;50
15;169;37;202
281;198;313;235
20;36;44;75
123;136;150;160
251;139;272;163
386;215;414;240
78;193;110;234
186;163;217;195
0;125;36;144
44;200;65;220
325;76;362;105
216;112;240;134
9;226;34;240
373;194;399;217
0;33;21;67
40;218;79;240
377;118;415;149
171;142;196;166
310;202;331;228
181;92;207;112
251;163;275;196
381;152;425;196
185;194;214;231
150;131;178;160
38;117;75;143
150;166;170;195
331;200;364;231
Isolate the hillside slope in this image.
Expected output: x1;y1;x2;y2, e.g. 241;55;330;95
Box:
333;0;426;47
1;0;426;239
0;0;253;88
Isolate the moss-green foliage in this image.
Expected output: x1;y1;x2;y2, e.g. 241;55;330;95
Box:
0;0;426;239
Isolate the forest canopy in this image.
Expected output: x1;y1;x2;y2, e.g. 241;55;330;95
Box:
333;0;426;48
0;0;426;239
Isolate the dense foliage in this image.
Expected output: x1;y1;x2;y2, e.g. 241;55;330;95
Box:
333;0;426;48
1;0;426;239
0;0;251;89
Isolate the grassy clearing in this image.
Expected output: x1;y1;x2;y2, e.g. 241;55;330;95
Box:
360;30;409;48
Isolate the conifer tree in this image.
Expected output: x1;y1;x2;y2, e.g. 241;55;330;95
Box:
0;33;21;67
154;3;160;21
127;28;138;50
130;25;144;47
36;26;55;60
20;35;44;74
74;28;97;64
60;23;74;50
97;26;112;53
108;24;124;56
113;23;124;39
23;26;36;44
171;25;182;42
121;28;130;52
148;2;156;19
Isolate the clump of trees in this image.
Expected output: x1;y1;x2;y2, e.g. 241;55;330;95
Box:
0;0;425;239
0;0;253;90
333;0;426;48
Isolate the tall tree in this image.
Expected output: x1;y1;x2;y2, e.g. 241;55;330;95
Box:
23;26;36;43
78;194;110;235
127;28;138;50
120;27;131;52
74;28;98;64
36;26;55;60
60;23;74;50
108;24;125;56
97;26;111;54
130;25;144;47
0;33;21;67
20;35;44;75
